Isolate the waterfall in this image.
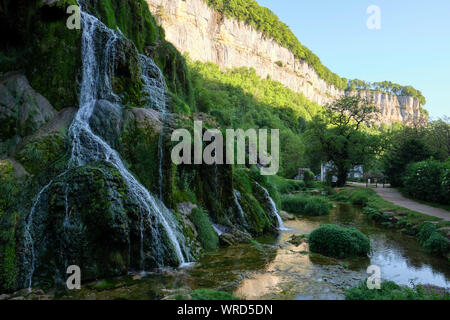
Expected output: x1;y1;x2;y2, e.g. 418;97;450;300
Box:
255;182;289;231
22;2;190;288
233;189;246;220
211;223;224;236
139;54;167;200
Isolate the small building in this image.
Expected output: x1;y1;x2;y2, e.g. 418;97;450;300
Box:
320;162;364;182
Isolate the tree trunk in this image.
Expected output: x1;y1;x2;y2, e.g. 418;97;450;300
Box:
336;166;349;187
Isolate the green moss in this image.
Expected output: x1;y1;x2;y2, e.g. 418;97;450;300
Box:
191;288;240;300
0;161;20;292
309;224;371;258
91;0;158;53
0;0;81;109
190;208;219;251
16;131;68;174
121;111;160;195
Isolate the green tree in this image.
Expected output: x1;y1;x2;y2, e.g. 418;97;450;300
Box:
306;96;380;186
382;128;433;187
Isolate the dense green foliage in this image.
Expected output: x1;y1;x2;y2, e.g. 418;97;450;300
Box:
0;0;81;109
190;208;219;251
190;61;323;177
403;159;450;205
309;224;371;258
346;281;450;300
350;189;370;206
191;288;239;300
281;194;331;216
382;120;449;188
0;162;19;292
417;223;450;257
265;175;306;194
347;79;426;105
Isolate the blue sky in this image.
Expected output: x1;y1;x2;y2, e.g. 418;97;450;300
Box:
258;0;450;118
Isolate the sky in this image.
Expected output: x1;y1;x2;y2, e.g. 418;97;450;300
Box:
258;0;450;119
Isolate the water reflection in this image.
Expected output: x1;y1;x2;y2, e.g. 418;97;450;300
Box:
231;203;450;299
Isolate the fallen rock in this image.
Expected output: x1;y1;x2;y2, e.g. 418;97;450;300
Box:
288;235;308;246
280;210;295;221
0;72;56;140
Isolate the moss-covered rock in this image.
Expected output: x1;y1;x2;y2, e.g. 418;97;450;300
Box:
0;161;20;292
0;0;81;109
189;208;219;251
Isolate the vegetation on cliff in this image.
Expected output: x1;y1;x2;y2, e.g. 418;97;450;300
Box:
205;0;426;107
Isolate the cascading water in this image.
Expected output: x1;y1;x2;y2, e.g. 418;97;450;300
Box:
139;54;167;200
23;2;191;288
233;189;246;220
255;182;289;231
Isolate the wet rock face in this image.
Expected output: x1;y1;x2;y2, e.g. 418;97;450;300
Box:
23;163;183;286
0;73;56;141
145;0;425;125
90;100;123;150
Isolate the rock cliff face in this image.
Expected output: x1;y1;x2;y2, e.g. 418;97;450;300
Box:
145;0;425;125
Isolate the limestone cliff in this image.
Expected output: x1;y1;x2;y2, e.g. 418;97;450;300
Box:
145;0;425;125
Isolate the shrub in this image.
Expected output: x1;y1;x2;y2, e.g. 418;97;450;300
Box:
346;281;450;300
350;190;370;206
403;159;450;205
281;195;331;216
423;232;450;256
190;208;219;251
266;175;305;194
303;170;315;187
417;223;438;245
309;224;371;258
416;223;450;256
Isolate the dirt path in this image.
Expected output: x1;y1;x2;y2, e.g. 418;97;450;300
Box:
350;183;450;221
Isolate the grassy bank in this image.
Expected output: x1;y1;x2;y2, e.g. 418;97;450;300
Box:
346;281;450;300
332;187;450;259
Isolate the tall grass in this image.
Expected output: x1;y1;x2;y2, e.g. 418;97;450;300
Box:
281;194;331;216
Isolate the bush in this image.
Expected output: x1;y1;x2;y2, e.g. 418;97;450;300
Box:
423;232;450;256
309;224;371;258
190;208;219;251
416;223;450;257
417;223;438;245
403;159;450;205
303;170;315;187
266;175;305;194
281;195;331;216
346;281;450;300
350;190;370;206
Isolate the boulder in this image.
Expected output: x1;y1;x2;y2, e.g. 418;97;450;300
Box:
280;210;295;221
0;73;56;140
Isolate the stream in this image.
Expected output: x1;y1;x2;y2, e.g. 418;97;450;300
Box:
60;203;450;300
